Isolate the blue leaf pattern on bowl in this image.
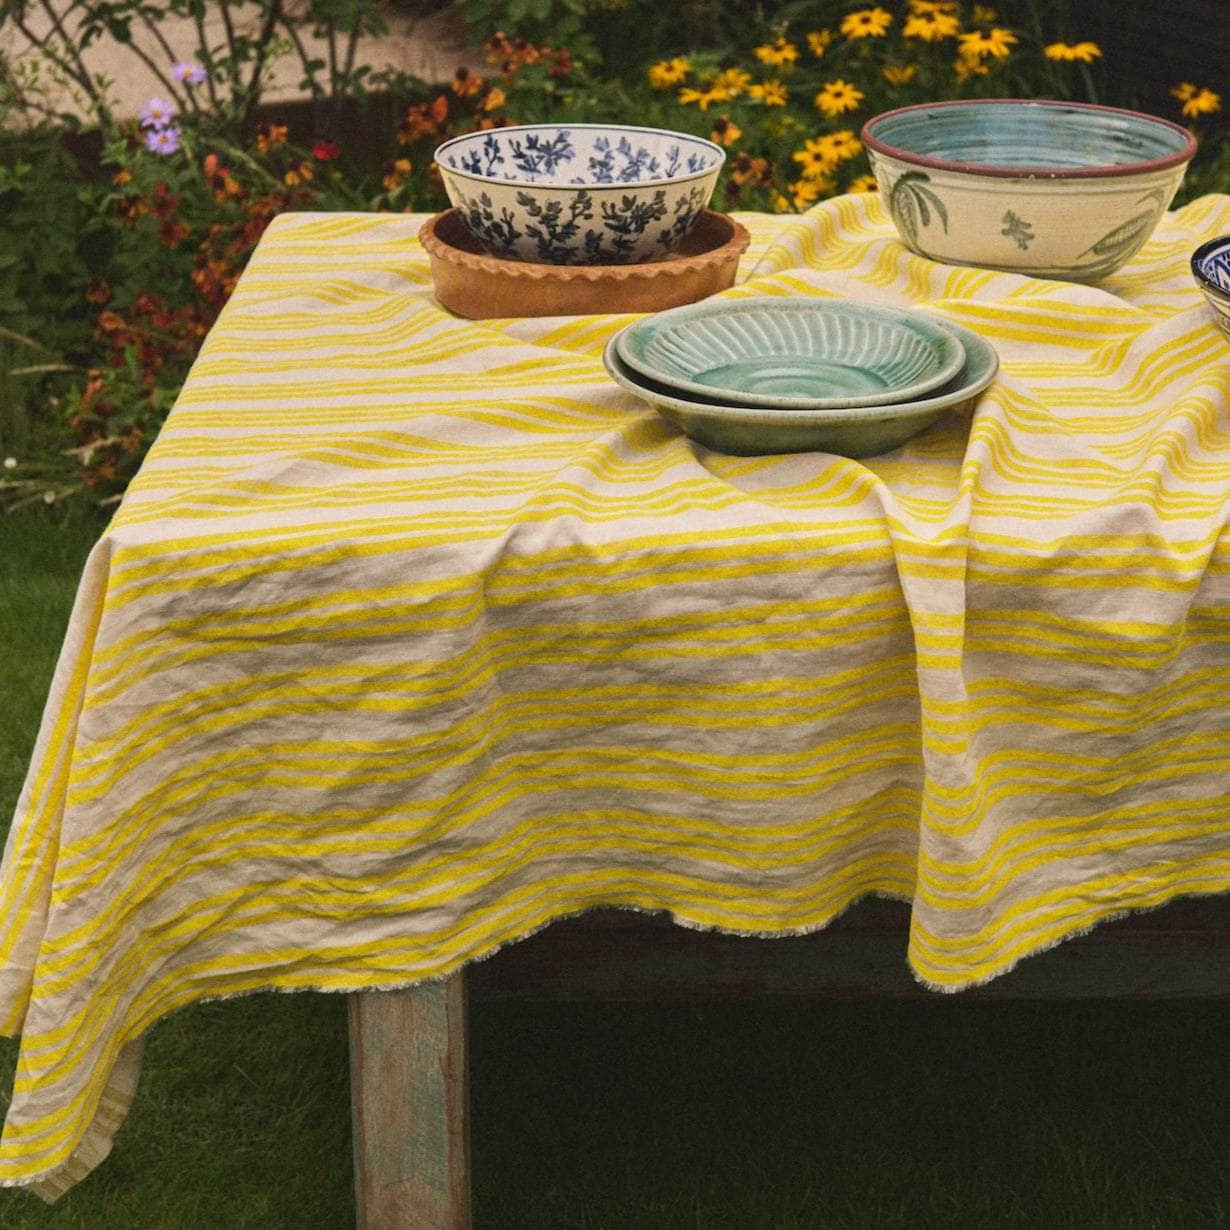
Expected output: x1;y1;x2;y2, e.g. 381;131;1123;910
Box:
458;191;522;253
454;134;504;177
509;131;575;178
451;183;712;264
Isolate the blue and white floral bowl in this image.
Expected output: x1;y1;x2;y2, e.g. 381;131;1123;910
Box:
433;123;725;265
862;100;1197;282
1191;236;1230;339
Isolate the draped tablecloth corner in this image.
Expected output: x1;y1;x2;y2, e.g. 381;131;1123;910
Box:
2;192;1229;1198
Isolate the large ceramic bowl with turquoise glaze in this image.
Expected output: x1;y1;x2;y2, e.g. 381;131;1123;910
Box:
434;124;725;265
862;100;1197;282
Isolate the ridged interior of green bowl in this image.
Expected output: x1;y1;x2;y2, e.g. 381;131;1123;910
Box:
869;103;1189;171
647;312;940;388
619;301;964;408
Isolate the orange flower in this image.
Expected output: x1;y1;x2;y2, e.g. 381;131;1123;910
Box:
256;123;288;153
383;158;413;192
727;152;774;189
399;96;449;145
283;161;313;187
710;116;743;147
451;67;484;97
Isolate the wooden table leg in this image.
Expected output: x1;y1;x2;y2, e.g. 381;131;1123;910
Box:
349;973;470;1230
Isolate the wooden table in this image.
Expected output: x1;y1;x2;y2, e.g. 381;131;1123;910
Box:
347;895;1230;1229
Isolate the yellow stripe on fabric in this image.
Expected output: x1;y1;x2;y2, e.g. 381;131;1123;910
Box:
911;870;1230;990
42;788;924;987
69;634;915;797
61;719;924;844
0;857;920;1178
66;639;917;817
17;854;921;1107
97;517;901;608
0;543;114;1003
916;800;1229;890
911;858;1230;965
915;732;1229;836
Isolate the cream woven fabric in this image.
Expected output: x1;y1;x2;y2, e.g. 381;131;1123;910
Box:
3;194;1229;1197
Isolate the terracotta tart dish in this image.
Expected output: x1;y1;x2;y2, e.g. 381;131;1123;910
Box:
419;209;751;319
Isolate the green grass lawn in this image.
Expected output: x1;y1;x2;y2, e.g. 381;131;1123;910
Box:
0;507;1227;1229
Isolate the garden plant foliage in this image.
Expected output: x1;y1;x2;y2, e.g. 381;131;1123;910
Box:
0;0;1225;510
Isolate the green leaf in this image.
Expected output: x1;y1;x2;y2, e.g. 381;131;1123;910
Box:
917;184;948;234
1082;210;1156;258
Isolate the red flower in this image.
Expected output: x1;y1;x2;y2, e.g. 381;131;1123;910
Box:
312;140;342;161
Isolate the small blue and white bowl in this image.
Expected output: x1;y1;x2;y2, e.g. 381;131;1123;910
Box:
1191;236;1230;339
433;123;725;265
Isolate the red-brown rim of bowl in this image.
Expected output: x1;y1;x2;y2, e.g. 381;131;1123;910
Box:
861;99;1198;180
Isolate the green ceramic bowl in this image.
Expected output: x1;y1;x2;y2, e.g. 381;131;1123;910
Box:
615;296;965;409
862;100;1197;282
604;318;997;457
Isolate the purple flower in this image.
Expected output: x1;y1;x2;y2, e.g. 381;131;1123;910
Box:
145;125;182;155
172;60;207;85
138;97;177;129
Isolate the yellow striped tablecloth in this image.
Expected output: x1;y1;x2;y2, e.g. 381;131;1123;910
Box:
3;193;1229;1197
